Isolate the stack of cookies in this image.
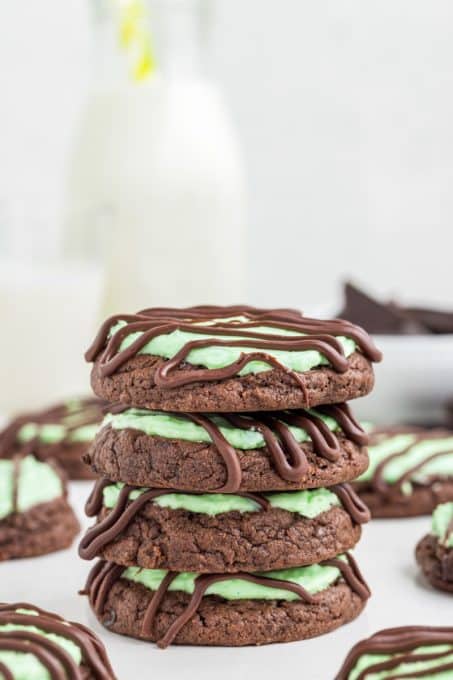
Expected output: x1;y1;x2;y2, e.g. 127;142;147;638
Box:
79;305;381;648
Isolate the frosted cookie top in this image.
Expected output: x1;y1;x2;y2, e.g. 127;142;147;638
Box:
86;304;382;384
0;602;116;679
358;427;453;494
336;626;453;679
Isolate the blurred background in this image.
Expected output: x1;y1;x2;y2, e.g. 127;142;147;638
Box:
1;0;453;417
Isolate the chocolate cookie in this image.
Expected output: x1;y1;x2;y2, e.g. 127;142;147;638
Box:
86;403;369;492
86;305;381;412
416;502;453;593
352;427;453;517
0;454;80;560
79;480;369;572
82;553;370;647
0;397;105;480
336;625;453;679
0;602;116;679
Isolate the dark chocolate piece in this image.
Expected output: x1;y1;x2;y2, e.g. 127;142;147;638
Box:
338;281;453;335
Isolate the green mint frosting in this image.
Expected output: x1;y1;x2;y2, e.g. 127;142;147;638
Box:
357;433;453;494
67;424;99;442
102;483;340;518
347;646;453;679
432;502;453;548
123;557;346;601
18;422;98;445
103;407;340;451
0;608;82;680
0;456;63;520
111;319;356;375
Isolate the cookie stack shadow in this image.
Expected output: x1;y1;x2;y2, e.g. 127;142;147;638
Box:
78;306;381;648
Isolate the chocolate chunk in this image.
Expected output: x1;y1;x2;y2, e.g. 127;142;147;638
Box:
338;282;427;334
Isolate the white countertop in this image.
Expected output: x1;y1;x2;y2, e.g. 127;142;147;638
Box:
3;481;451;680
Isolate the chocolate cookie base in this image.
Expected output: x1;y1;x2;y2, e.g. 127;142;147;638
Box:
90;351;374;413
87;427;368;492
0;497;80;561
89;577;366;647
86;504;362;573
416;534;453;594
353;481;453;518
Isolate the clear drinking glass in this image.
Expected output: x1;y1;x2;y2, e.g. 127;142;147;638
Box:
0;196;104;414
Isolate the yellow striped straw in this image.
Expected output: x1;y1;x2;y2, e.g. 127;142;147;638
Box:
115;0;156;81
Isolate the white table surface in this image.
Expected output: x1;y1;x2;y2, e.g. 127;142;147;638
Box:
3;481;451;680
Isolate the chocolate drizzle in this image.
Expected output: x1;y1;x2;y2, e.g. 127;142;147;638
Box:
0;398;105;459
360;428;453;498
186;413;243;491
322;553;371;602
83;552;370;649
85;306;381;393
335;626;453;679
0;603;115;679
444;518;453;546
331;484;371;524
0;661;13;680
106;402;368;491
78;479;369;561
11;455;22;515
153;572;316;649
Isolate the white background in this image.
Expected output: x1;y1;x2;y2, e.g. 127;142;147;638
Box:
2;0;453;309
1;8;452;677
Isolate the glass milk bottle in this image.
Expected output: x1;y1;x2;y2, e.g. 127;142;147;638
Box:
65;0;247;314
